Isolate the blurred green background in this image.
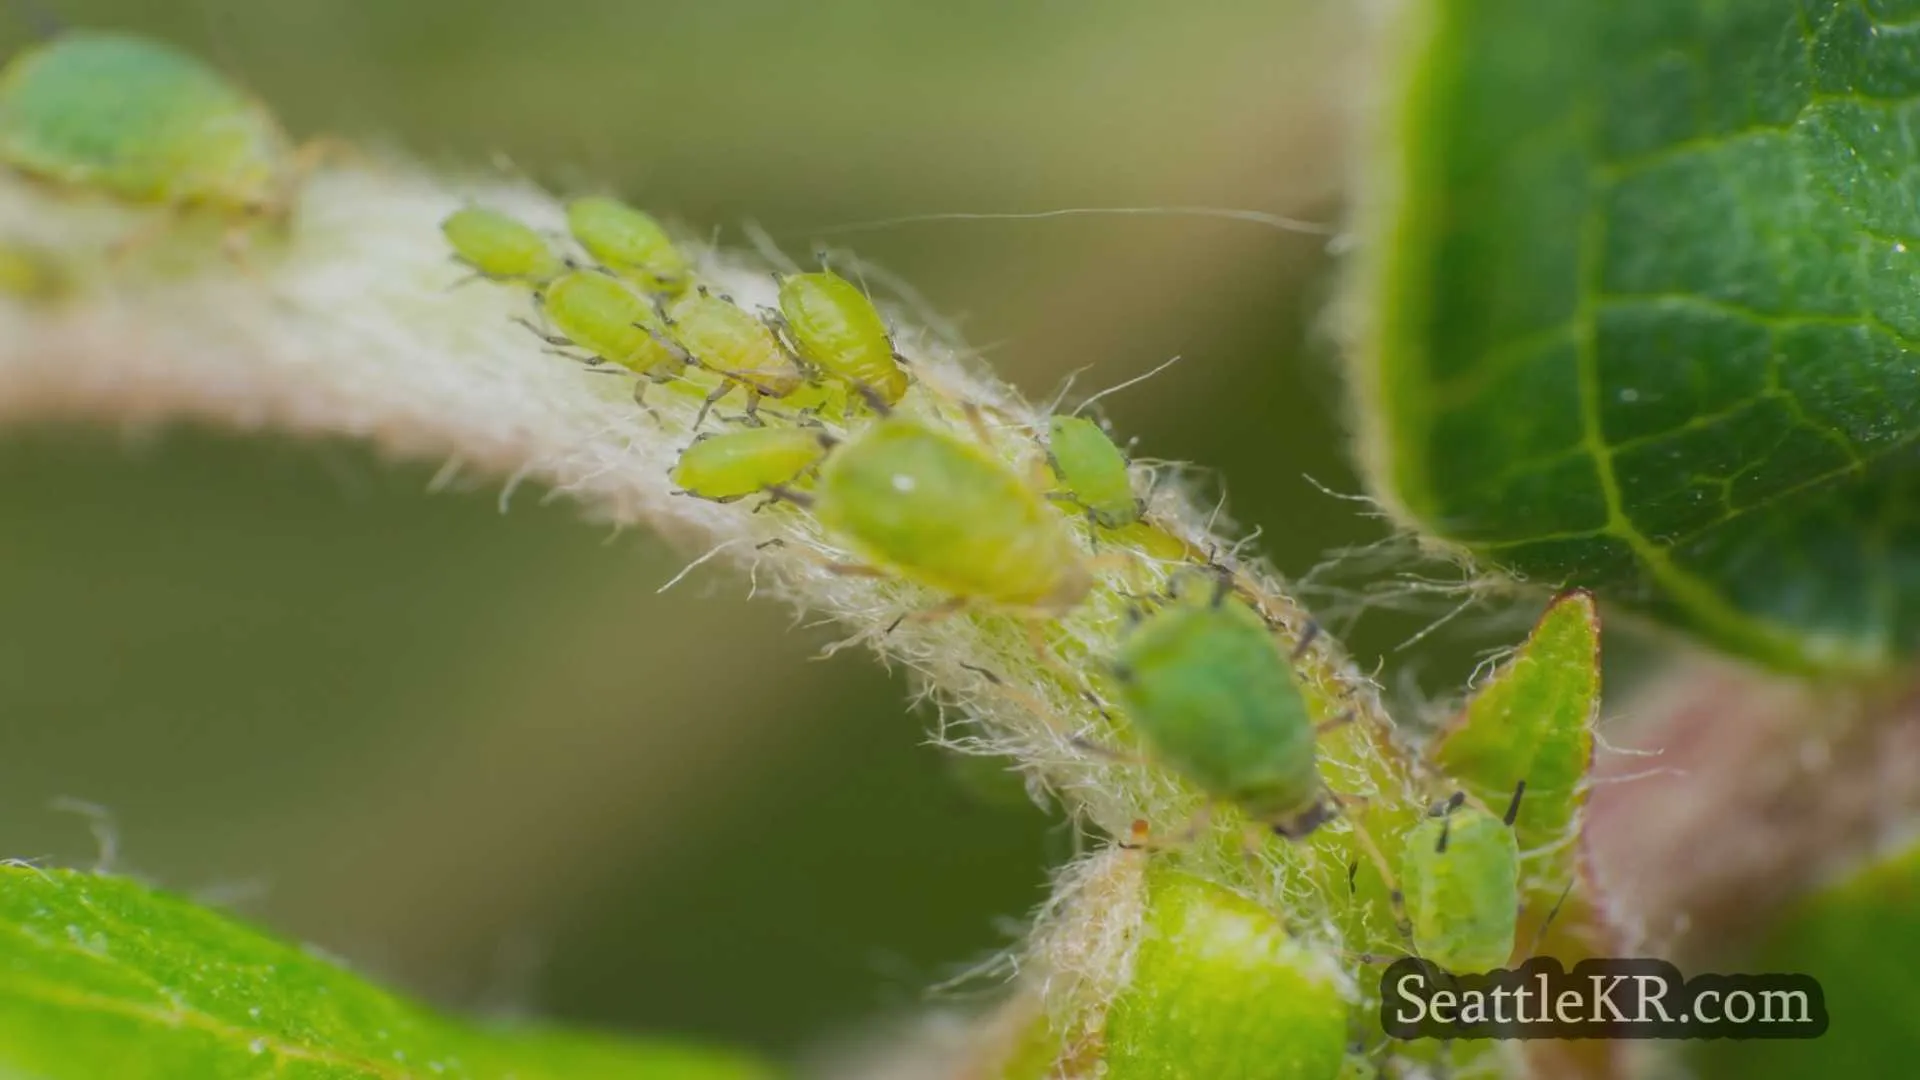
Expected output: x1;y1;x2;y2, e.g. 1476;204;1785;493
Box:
0;0;1535;1063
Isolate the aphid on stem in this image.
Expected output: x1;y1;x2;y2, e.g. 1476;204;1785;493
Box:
0;30;343;256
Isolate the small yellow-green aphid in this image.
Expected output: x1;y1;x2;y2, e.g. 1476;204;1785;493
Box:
0;240;65;299
775;270;909;405
1111;580;1328;837
671;426;835;503
441;206;563;285
802;417;1092;616
1398;785;1523;972
1047;414;1143;529
0;31;299;220
666;289;806;419
565;195;689;295
521;270;685;393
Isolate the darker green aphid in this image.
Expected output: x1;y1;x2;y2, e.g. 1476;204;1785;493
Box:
1398;787;1522;972
1112;589;1326;837
0;31;299;218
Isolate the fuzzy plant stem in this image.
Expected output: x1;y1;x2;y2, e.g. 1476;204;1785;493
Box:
0;163;1458;1078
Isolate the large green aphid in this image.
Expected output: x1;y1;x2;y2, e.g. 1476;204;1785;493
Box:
1111;583;1327;837
565;195;690;295
798;416;1093;616
1398;786;1523;973
440;206;563;285
775;270;910;406
671;427;835;503
520;270;685;391
665;289;806;420
1047;414;1142;529
0;31;300;220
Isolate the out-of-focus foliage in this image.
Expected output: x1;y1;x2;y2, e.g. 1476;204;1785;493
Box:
0;867;775;1078
1356;0;1920;675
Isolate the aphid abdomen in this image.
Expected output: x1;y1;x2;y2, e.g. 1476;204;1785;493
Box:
812;418;1090;612
441;207;563;284
541;270;681;376
1113;600;1321;826
777;271;909;404
565;196;690;295
1400;804;1520;972
667;292;804;398
1048;415;1141;528
0;32;293;213
672;428;833;502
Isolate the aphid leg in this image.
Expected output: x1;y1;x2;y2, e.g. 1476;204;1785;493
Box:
854;383;894;417
740;391;768;427
762;485;815;510
886;596;969;634
1290;619;1324;661
1333;795;1413;940
1069;736;1146;767
960;401;998;448
693;383;732;429
629;378;662;421
1315;709;1356;737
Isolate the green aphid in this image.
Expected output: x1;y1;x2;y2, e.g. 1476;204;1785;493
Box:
1047;414;1143;529
665;289;805;420
1112;583;1328;837
0;240;65;299
0;31;301;220
441;206;563;285
776;270;909;405
565;195;690;295
520;270;685;388
1398;786;1522;972
802;417;1093;616
671;426;835;503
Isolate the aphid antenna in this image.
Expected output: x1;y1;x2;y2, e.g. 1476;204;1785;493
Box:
808;206;1336;237
1072;353;1184;416
739;218;801;274
1041;364;1095;417
1503;779;1527;827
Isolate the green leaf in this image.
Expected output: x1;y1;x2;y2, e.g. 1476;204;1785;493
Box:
0;866;776;1080
1431;590;1599;862
1689;838;1917;1078
1351;0;1920;675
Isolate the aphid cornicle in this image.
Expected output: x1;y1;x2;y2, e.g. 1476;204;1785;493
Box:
666;289;806;419
776;271;910;405
671;427;835;503
0;32;300;221
1398;786;1522;972
565;196;690;295
441;207;563;285
522;270;684;386
1111;582;1328;837
1047;415;1144;528
801;417;1093;616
